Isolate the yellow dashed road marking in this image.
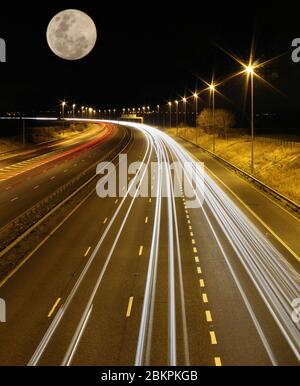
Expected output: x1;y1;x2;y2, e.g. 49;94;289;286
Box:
126;297;134;318
210;331;217;345
202;293;208;303
205;310;213;322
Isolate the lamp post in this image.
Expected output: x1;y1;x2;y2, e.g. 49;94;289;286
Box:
61;101;66;136
168;101;172;128
209;84;216;153
245;65;255;174
194;92;198;143
157;105;160;126
175;100;179;135
61;101;66;119
72;104;76;118
182;97;187;136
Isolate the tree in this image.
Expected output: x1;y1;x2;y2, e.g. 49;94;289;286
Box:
197;108;236;139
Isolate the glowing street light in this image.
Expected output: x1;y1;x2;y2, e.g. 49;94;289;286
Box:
61;101;66;119
156;105;160;126
208;83;216;153
193;92;199;143
175;100;179;135
61;100;67;136
182;97;187;126
244;63;256;173
168;101;172;128
72;104;76;118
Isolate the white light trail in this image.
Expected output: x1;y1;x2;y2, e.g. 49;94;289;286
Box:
108;119;300;363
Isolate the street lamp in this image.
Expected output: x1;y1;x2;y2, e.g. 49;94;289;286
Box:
157;105;160;126
209;84;216;153
244;64;255;173
61;101;66;136
61;101;66;119
182;97;187;123
168;101;172;128
182;97;187;136
72;104;76;118
175;100;179;135
193;92;198;143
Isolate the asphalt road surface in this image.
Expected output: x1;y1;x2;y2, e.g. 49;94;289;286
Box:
0;121;299;366
0;122;123;228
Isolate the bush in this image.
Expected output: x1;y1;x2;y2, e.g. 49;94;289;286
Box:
197;108;236;139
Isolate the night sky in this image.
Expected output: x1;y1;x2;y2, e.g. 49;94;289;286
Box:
1;1;300;129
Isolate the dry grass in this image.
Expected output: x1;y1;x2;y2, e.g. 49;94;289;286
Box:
170;127;300;204
0;122;98;155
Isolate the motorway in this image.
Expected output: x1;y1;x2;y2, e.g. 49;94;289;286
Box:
0;122;122;229
0;121;299;366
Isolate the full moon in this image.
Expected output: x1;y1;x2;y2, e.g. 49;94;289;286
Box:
46;9;97;60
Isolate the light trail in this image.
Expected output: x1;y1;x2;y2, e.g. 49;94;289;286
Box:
27;118;300;365
107;120;300;364
28;132;153;366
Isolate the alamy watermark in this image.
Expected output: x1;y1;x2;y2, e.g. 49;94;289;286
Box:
96;155;205;208
291;38;300;63
291;298;300;323
0;38;6;62
0;298;6;323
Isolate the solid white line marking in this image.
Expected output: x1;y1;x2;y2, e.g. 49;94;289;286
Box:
145;217;148;224
139;246;144;256
103;217;108;224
